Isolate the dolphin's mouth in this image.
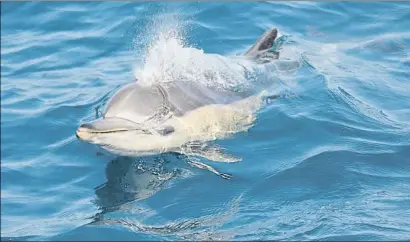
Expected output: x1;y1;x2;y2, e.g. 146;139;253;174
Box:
76;117;151;141
77;127;138;134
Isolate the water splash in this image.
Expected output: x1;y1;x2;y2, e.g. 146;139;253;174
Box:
132;10;286;93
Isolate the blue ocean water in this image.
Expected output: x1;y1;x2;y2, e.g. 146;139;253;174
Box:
1;1;410;241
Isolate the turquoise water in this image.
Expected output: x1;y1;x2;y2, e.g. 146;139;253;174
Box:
1;2;410;241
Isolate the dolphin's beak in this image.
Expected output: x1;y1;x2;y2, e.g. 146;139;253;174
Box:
76;117;141;141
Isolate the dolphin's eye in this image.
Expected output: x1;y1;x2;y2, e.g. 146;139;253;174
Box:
156;126;174;136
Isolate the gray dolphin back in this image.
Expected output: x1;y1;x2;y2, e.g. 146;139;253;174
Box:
103;81;253;125
103;82;166;123
163;81;254;116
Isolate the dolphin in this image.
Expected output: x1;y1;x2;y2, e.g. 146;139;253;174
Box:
76;28;279;178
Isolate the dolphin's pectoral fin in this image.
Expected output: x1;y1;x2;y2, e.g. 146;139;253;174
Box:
186;157;232;180
180;142;241;163
196;145;242;163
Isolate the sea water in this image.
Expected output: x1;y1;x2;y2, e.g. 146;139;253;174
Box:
1;2;410;241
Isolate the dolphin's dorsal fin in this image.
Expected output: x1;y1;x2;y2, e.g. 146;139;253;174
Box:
245;28;278;57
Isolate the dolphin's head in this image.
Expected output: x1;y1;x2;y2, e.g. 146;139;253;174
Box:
76;82;176;156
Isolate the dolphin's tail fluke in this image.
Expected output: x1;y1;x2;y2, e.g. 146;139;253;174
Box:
245;28;278;57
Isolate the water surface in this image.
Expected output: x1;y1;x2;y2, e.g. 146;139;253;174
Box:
1;2;410;241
